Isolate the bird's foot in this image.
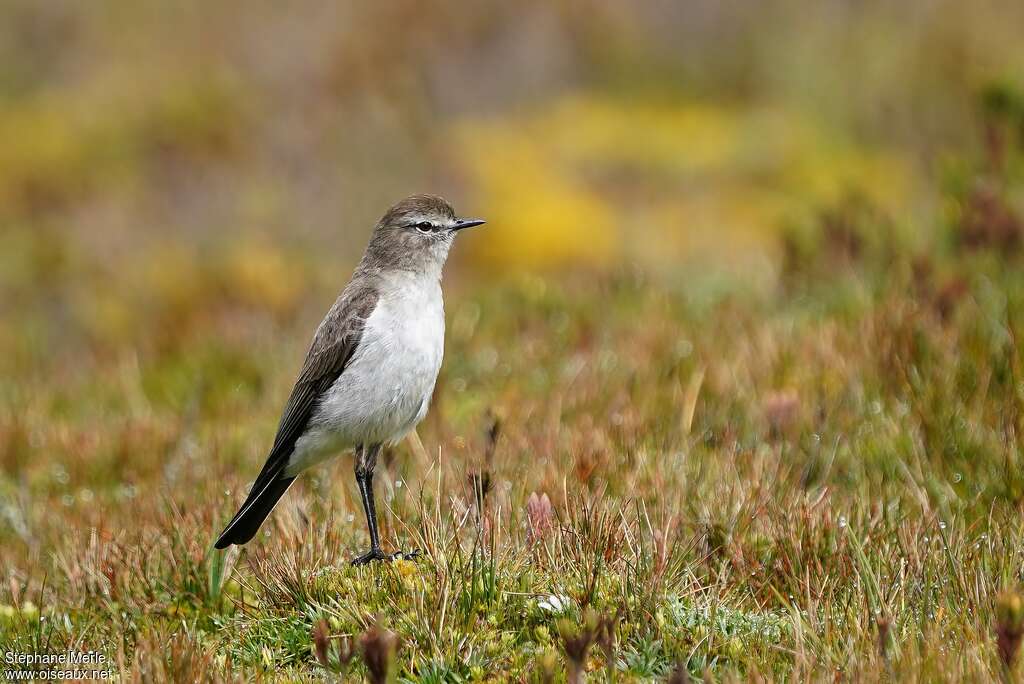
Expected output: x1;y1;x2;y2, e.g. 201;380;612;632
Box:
351;548;421;566
392;548;421;562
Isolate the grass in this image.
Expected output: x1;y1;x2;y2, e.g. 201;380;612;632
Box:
6;193;1024;680
4;2;1024;679
3;62;1024;679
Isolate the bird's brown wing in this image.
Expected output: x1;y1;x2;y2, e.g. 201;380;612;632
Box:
262;282;378;479
270;286;378;461
218;283;379;534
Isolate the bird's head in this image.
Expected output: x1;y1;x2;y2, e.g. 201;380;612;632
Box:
362;194;485;276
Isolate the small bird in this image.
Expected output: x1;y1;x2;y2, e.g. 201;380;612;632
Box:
214;195;484;564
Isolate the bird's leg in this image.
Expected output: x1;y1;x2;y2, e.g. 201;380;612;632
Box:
352;443;384;564
351;443;420;565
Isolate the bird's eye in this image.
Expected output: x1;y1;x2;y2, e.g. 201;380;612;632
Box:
415;222;434;234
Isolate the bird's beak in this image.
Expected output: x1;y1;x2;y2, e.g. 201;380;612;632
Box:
452;218;486;232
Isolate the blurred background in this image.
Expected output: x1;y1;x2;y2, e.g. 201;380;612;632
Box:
2;0;1024;372
3;0;1024;453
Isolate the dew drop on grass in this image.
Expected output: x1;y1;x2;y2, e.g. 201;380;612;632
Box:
838;516;847;528
675;340;693;358
953;473;962;483
346;514;354;523
115;484;135;501
939;521;947;530
477;347;499;371
395;480;403;488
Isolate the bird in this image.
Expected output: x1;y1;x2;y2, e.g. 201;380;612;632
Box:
214;194;484;564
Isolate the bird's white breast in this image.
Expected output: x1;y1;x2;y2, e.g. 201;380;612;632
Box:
286;272;444;475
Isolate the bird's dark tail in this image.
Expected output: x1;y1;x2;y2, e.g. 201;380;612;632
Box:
214;467;296;549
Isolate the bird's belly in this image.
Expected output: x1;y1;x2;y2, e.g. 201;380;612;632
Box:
287;289;443;474
322;336;441;444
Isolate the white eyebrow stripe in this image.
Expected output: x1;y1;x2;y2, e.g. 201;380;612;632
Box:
405;214;454;231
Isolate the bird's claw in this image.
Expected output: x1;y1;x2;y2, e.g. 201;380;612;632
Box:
392;548;421;562
351;548;421;566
